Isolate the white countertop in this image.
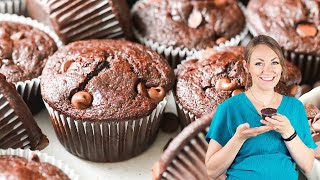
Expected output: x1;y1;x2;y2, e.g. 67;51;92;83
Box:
35;96;178;180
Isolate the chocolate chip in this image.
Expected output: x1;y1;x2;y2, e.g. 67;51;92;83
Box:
147;86;166;102
71;91;93;109
216;37;227;44
215;77;237;91
296;24;317;37
61;59;75;72
10;32;24;41
161;112;180;133
31;154;40;162
188;8;203;29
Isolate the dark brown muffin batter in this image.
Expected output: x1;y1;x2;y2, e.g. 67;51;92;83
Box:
0;155;69;180
0;21;57;82
132;0;246;50
247;0;320;54
41;39;175;121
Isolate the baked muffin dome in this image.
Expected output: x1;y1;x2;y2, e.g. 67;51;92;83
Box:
132;0;246;50
41;39;175;121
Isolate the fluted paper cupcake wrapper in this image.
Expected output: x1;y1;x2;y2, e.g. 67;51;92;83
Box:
152;117;210;180
0;14;63;113
247;14;320;85
0;94;31;149
132;3;248;68
0;0;25;15
175;97;198;128
43;0;125;43
0;148;78;180
44;91;171;162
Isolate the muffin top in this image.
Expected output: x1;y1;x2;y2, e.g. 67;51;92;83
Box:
0;73;48;150
132;0;245;50
175;46;301;118
0;155;69;180
0;21;57;82
41;39;175;121
247;0;320;54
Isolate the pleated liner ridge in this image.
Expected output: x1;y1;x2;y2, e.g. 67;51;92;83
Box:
44;92;170;162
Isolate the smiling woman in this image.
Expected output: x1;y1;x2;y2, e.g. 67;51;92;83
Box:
205;35;317;180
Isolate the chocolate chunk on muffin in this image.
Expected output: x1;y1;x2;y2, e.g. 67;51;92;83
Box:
261;108;277;120
0;73;48;150
41;39;175;162
175;46;301;127
26;0;132;44
132;0;247;67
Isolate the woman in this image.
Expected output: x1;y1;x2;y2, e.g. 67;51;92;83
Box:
205;35;317;180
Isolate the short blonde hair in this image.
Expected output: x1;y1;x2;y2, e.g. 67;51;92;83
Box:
244;35;287;79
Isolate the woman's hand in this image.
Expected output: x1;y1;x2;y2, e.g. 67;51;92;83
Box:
261;114;295;139
235;123;273;141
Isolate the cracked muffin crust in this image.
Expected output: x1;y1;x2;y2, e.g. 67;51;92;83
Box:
41;39;175;121
132;0;246;50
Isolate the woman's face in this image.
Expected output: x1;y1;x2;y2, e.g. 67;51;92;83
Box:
244;44;282;91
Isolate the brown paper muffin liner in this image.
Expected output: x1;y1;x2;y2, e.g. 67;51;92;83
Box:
0;13;63;114
0;148;78;180
0;0;26;15
28;0;128;43
43;91;171;162
247;13;320;85
0;92;47;150
152;116;211;180
132;3;248;68
175;97;198;128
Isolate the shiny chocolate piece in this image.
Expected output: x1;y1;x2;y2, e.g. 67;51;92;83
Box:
148;86;166;102
215;77;237;91
71;91;93;109
61;60;75;73
296;24;317;38
161;112;180;133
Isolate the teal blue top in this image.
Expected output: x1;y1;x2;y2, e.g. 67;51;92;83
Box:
206;93;317;180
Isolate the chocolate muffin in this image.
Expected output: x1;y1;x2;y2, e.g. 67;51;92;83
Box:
247;0;320;84
0;15;60;114
41;39;175;162
175;46;302;127
0;73;48;150
261;108;277;120
26;0;132;44
132;0;248;67
0;155;69;179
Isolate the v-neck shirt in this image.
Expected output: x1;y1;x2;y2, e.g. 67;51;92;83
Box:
206;93;317;180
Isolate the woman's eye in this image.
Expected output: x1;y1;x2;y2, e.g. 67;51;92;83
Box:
272;61;280;65
255;62;263;66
